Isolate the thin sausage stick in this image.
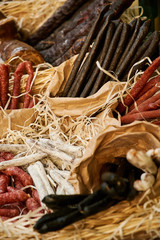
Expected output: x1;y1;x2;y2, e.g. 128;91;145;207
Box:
136;74;160;99
128;92;160;114
148;99;160;110
28;161;54;201
125;31;159;76
10;61;34;109
152;120;160;126
89;22;123;96
129;82;160;112
102;22;130;84
10;62;25;109
0;190;29;205
121;109;160;125
122;31;160;82
117;56;160;114
28;97;38;108
23;62;34;108
67;15;118;97
0;64;9;109
61;5;110;97
38;138;84;158
115;18;142;72
115;19;151;80
80;21;115;97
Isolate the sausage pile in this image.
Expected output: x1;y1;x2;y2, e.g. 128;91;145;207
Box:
0;61;38;109
28;0;109;66
0;151;41;220
116;56;160;125
60;11;159;98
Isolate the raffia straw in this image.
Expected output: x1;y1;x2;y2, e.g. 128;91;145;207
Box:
0;55;159;239
8;61;55;99
1;195;160;240
0;0;66;37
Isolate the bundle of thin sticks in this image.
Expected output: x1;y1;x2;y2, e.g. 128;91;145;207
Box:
61;7;159;98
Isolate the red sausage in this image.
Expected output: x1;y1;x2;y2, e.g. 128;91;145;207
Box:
117;56;160;114
0;64;9;109
10;62;26;109
136;74;160;99
121;109;160;125
32;189;41;205
23;62;34;108
128;92;160;114
0;152;14;160
7;186;15;192
14;176;24;190
0;174;10;193
10;61;34;109
0;208;20;217
4;166;33;187
25;197;41;211
129;82;160;112
3;202;28;215
0;190;29;205
28;97;38;108
0;216;10;221
0;156;6;162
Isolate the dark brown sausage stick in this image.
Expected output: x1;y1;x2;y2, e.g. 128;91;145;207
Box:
122;31;160;82
115;19;151;80
80;21;115;97
102;22;130;84
115;17;142;72
89;22;123;96
61;4;110;97
67;17;118;97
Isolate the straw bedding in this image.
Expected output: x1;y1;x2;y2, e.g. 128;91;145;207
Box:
0;0;66;37
1;194;160;240
0;1;160;240
0;67;159;240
